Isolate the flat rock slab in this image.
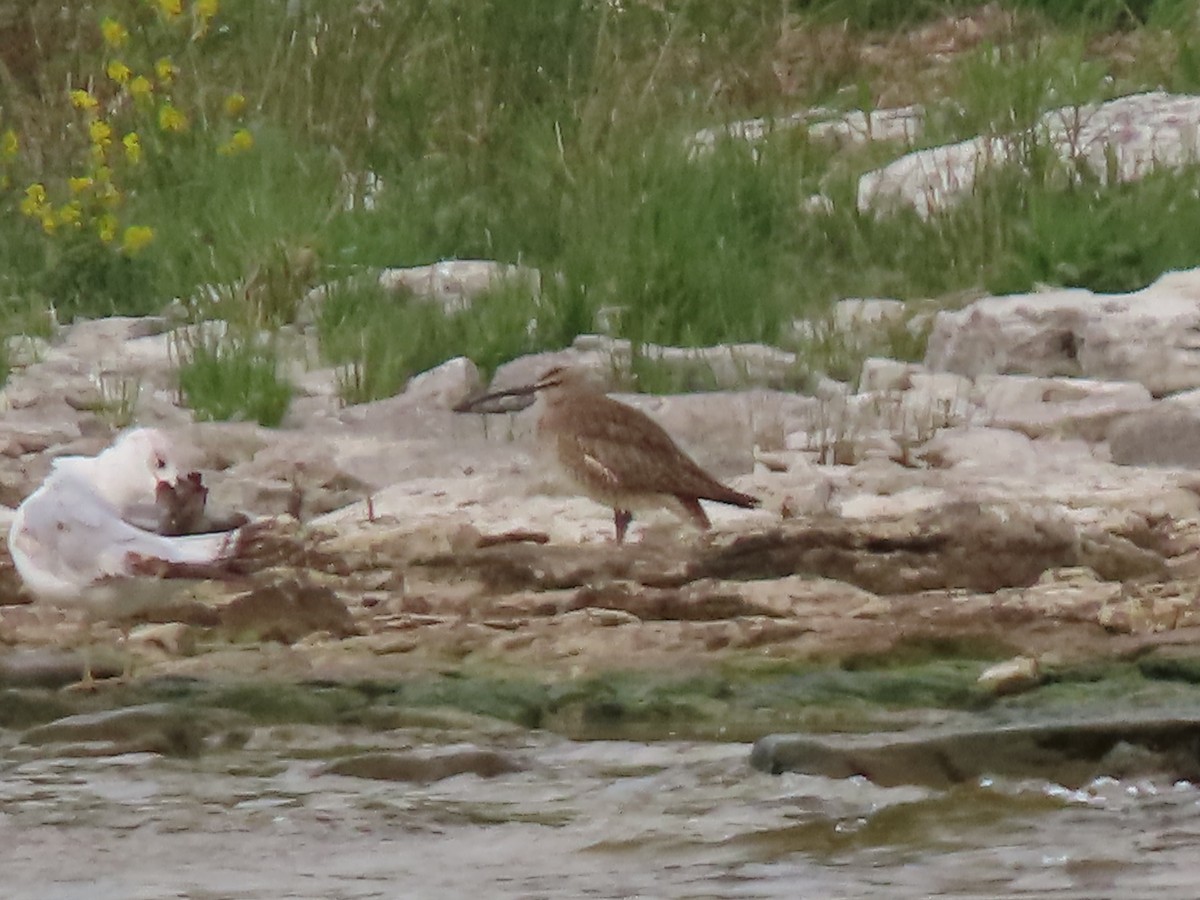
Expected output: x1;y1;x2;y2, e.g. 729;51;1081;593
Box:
428;502;1165;596
750;714;1200;788
0;648;107;688
19;702;242;757
322;747;526;782
217;580;358;643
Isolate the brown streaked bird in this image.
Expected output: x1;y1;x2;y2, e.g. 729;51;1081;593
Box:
454;365;759;543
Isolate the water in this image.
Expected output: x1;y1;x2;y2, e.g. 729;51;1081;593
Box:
3;727;1200;899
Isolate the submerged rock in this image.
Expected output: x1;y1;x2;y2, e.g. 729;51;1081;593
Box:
751;713;1200;788
0;648;102;688
322;746;526;782
19;702;230;757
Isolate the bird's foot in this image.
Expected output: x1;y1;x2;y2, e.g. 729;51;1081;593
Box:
62;672;134;692
61;671;99;693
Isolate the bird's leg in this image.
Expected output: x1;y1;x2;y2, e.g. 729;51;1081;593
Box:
676;496;712;532
119;623;134;683
614;509;633;544
66;614;97;692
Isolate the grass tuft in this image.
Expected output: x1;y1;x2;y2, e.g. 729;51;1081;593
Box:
318;273;543;405
174;328;293;426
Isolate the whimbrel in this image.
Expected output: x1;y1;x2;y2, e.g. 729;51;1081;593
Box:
455;365;759;542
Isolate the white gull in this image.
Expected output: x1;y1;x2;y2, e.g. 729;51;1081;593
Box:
7;428;250;684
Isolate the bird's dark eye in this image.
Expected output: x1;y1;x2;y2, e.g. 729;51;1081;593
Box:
154;455;167;470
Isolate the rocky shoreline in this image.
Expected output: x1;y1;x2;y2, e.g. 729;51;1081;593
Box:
6;268;1200;784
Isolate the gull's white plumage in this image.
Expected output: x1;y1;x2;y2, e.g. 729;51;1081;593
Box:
7;427;237;602
7;428;247;685
9;467;237;603
45;427;180;532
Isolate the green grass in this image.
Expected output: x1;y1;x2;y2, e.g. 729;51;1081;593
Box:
318;273;543;405
3;0;1200;406
921;34;1114;144
175;329;293;426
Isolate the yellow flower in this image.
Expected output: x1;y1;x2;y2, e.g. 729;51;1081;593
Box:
122;132;142;164
97;213;118;243
1;128;18;159
89;118;113;148
57;201;83;227
121;225;155;254
156;0;183;17
129;75;153;100
97;180;122;208
68;175;94;194
155;57;177;86
218;128;254;156
70;89;99;112
106;60;132;84
158;103;188;133
18;182;46;217
192;0;219;39
38;210;57;235
101;17;128;49
223;92;246;117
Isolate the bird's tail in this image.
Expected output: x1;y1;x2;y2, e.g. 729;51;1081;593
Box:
703;485;759;510
127;520;272;580
161;528;244;564
675;485;759;531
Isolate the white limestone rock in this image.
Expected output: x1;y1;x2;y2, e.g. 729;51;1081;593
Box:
570;335;801;389
974;375;1153;441
926;269;1200;396
378;260;541;314
859;92;1200;217
809;106;924;145
489;339;803;394
6;335;50;369
925;286;1093;378
788;381;973;466
1108;406;1200;469
297;260;542;323
488;347;617;395
834;298;908;332
790;299;921;376
918;426;1044;473
403;357;483;410
688;105;923;156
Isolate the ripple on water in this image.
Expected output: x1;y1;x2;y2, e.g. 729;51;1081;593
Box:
3;731;1200;898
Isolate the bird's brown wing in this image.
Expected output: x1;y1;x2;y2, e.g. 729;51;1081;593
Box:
559;396;756;506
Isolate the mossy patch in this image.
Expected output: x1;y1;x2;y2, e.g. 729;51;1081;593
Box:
840;635;1019;670
1137;654;1200;684
0;689;74;729
16;653;1200;747
202;681;371;726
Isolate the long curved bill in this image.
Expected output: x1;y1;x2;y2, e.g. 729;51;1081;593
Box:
452;382;540;415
